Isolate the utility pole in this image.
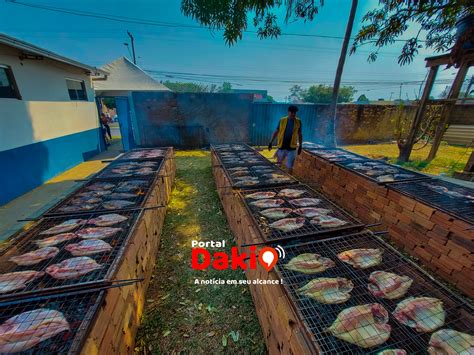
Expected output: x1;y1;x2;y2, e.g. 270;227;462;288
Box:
127;31;136;64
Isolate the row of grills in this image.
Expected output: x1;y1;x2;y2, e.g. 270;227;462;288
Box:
212;143;473;354
0;147;171;354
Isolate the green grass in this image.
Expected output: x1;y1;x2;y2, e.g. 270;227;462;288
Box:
135;151;265;354
344;142;471;176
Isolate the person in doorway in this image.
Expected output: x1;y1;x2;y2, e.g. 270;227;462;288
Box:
100;113;112;141
268;105;303;174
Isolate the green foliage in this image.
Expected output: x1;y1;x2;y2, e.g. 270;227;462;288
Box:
219;82;233;93
163;81;235;93
357;94;369;102
101;97;116;109
266;94;275;102
351;0;473;65
287;84;356;103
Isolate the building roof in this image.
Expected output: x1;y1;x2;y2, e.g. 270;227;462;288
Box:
0;33;106;75
93;57;171;92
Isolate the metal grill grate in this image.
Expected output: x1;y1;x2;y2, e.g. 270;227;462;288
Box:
211;143;254;153
275;231;473;354
0;211;140;300
0;290;103;354
389;178;474;224
302;142;326;150
239;185;363;243
44;177;156;217
214;150;270;168
223;164;298;189
304;148;370;163
94;159;164;180
117;147;171;161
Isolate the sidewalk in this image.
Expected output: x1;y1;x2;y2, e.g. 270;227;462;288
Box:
0;139;123;242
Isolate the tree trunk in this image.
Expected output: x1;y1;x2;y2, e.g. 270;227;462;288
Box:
324;0;358;148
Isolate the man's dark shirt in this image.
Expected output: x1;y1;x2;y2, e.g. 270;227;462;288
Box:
279;118;296;150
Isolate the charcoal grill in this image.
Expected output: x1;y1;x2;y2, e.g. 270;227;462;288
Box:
302;142;326;150
222;163;299;189
93;158;164;180
211;143;254;153
389;178;474;224
0;210;141;301
304;148;370;164
0;289;103;354
214;149;270;168
239;185;363;243
43;176;156;217
117;147;172;161
274;231;473;354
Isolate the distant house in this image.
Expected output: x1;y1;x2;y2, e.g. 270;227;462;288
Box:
0;33;106;205
92;57;170;149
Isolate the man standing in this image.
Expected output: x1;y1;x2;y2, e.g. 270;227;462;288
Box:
268;105;303;174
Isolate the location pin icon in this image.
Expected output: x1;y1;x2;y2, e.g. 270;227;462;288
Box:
258;247;278;271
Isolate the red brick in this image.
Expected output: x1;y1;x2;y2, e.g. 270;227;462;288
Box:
439;254;464;271
424;243;442;258
411;213;435;231
387;189;402;203
413;246;433;263
399;195;417;211
431;257;454;275
414;202;436;219
450;233;474;251
430;211;454;229
452;219;472;231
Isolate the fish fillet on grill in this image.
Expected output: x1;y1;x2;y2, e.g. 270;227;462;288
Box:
9;247;59;266
245;192;276;199
58;204;98;213
76;227;122;239
368;271;413;299
311;216;348;228
0;271;44;294
77;190;111;197
65;239;112;256
39;219;85;235
86;182;115;191
285;253;335;274
289;198;321;207
46;257;102;279
102;200;134;210
297;277;353;304
269;218;305;232
428;329;474;355
88;214;128;227
105;192;137;200
393;297;445;333
0;308;70;353
260;208;292;219
278;188;306;198
294;207;331;218
377;350;407;355
250;199;285;208
35;233;77;248
327;303;391;348
337;248;383;269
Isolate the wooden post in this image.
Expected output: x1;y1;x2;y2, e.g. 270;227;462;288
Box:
398;65;438;162
427;62;470;161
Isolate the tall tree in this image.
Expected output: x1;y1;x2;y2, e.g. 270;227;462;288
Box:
288;85;357;103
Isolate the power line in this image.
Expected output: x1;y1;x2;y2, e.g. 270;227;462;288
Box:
5;0;418;42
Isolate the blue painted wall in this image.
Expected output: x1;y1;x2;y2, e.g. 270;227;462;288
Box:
0;128;101;205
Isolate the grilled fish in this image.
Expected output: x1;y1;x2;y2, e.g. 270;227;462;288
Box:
327;303;391;348
377;175;395;183
0;271;44;294
77;227;122;239
311;216;348;228
77;190;111;197
250;199;284;208
105;192;137;200
377;349;407;355
235;180;259;187
231;170;251;177
269;217;305;232
285;253;335;274
46;257;102;279
58;204;98;213
88;214;128;227
266;177;292;184
368;271;413;300
297;277;353;304
337;248;382;269
102;200;134;210
0;309;70;353
35;233;77;248
9;247;59;266
289;198;321;207
115;180;148;192
245;191;276;199
393;297;445;333
278;188;306;198
65;239;112;256
39;219;85;235
86;182;115;191
428;329;474;355
227;167;248;172
260;208;292;219
294;207;331;217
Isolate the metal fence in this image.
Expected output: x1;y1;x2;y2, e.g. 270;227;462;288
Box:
249;103;325;145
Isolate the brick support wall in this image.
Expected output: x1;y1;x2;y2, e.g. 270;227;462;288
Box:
211;151;317;354
293;151;473;298
81;149;175;354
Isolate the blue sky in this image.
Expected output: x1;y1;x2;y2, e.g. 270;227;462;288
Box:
0;0;458;101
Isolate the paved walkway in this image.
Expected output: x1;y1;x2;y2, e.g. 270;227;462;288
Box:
0;139;123;242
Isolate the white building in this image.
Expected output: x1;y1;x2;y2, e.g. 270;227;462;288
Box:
0;34;106;205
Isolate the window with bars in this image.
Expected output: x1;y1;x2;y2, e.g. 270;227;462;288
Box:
66;78;88;101
0;65;21;99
